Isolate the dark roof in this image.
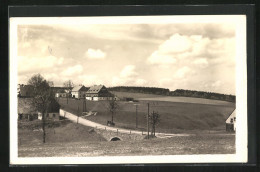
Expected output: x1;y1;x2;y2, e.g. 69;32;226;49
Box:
19;85;34;97
18;98;37;114
86;85;105;94
71;85;89;92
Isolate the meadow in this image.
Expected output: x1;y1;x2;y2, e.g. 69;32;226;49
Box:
57;93;235;133
18;119;235;157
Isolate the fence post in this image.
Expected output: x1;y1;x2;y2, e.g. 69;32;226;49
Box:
117;129;118;135
130;130;131;135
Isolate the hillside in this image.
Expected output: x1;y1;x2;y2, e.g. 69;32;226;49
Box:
58;95;235;133
18;119;106;146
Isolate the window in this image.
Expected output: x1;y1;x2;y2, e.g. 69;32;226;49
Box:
53;114;56;117
230;118;233;123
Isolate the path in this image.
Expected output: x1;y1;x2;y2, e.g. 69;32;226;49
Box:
60;109;191;138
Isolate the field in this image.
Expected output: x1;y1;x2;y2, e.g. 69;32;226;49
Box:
17;92;236;157
18;119;235;157
58;93;235;133
18;119;106;147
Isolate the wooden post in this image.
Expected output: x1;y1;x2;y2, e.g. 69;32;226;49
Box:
117;129;118;135
136;105;138;128
147;103;150;139
77;105;79;124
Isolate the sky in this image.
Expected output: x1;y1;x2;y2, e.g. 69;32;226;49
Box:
17;17;237;95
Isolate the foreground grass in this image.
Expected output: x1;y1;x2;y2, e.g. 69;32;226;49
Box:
18;134;235;157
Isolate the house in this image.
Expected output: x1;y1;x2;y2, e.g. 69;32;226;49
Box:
85;85;118;101
18;97;60;121
71;85;89;99
55;92;68;98
38;112;60;121
18;98;38;120
18;84;34;97
226;109;236;132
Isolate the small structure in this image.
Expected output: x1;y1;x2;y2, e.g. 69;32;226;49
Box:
38;112;60;121
226;109;236;132
85;85;117;101
55;92;70;98
18;97;60;121
71;85;89;99
18;84;34;97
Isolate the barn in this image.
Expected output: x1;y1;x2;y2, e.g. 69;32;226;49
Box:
18;98;38;121
18;97;60;121
85;85;117;101
225;109;236;132
71;85;89;99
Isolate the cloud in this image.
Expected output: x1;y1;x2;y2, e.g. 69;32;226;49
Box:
18;55;64;73
159;34;192;54
78;75;103;86
147;51;177;64
85;48;106;59
135;79;147;86
173;66;191;79
120;65;138;78
61;65;83;76
193;58;208;68
111;65;146;86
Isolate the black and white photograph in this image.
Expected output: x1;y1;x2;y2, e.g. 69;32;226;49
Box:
9;15;248;164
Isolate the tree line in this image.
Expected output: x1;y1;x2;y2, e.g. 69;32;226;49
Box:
108;86;170;95
108;86;235;102
170;89;235;102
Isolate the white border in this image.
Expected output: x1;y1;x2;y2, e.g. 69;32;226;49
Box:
9;15;247;164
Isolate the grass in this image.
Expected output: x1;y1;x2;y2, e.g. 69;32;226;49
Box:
18;119;106;147
58;96;235;133
18;133;235;157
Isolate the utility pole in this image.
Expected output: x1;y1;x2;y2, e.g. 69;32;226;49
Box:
77;105;79;124
136;104;138;128
147;103;150;139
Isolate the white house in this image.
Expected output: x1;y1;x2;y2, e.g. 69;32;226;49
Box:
71;85;89;99
225;109;236;132
85;85;117;101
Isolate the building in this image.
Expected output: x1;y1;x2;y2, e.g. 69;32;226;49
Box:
226;109;236;132
71;85;89;99
18;97;60;121
85;85;117;101
18;98;38;120
18;84;34;97
38;112;60;121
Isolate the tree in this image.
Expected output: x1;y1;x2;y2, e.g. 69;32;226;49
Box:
106;98;119;124
27;74;54;143
149;111;160;136
63;80;74;88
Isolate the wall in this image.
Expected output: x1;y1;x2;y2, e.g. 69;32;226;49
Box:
95;128;146;141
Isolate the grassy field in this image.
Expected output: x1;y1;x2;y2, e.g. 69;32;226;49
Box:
58;95;235;133
18;119;106;147
18;132;235;157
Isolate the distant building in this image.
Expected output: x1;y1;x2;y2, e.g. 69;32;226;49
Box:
18;84;34;97
38;112;60;121
18;98;38;120
226;109;236;132
18;97;60;121
71;85;89;99
85;85;118;101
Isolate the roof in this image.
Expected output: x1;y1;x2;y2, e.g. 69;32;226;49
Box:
18;98;37;114
225;109;236;123
86;85;105;94
71;85;89;92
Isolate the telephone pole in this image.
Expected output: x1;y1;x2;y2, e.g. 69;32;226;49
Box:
147;103;150;139
136;104;138;128
77;105;79;124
